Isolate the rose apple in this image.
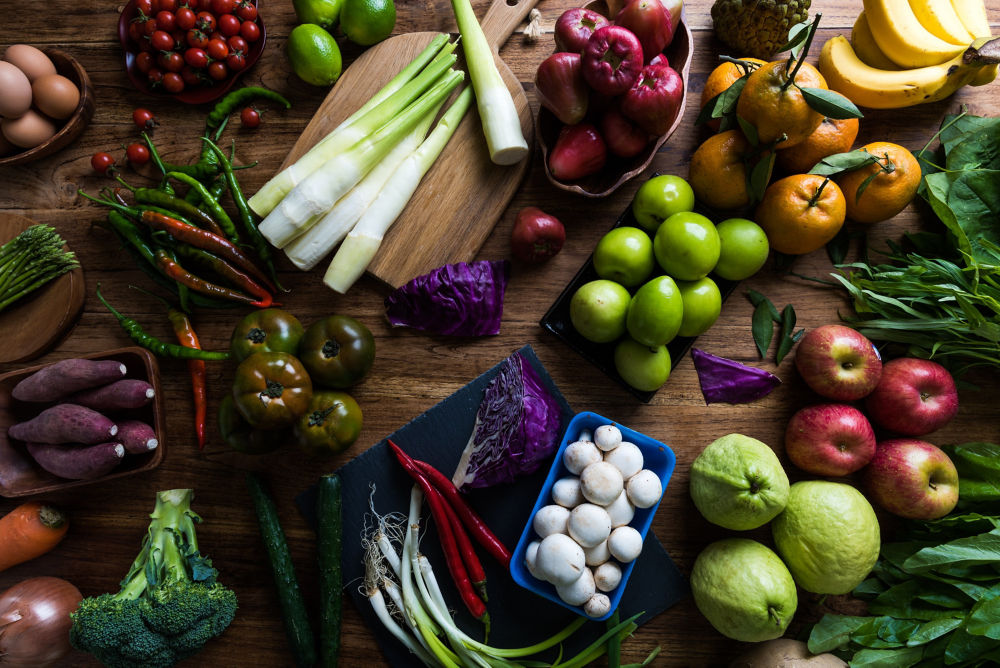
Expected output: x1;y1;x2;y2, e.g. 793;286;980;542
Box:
615;0;674;63
600;107;650;158
510;207;565;264
554;7;610;53
621;64;684;136
863;438;959;520
548;123;607;181
582;26;644;96
865;358;958;436
784;403;876;477
535;52;589;125
648;53;669;68
793;325;882;401
658;0;683;40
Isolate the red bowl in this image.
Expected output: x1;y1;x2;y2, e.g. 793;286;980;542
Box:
117;0;266;104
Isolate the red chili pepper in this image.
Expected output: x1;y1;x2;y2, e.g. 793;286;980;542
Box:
174;245;274;307
155;250;264;306
412;458;512;568
440;491;487;601
166;308;207;450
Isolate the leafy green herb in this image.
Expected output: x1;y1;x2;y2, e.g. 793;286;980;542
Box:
745;291;801;362
775;304;802;363
751;302;774;358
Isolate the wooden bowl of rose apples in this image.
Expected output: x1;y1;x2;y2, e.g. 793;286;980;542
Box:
535;0;692;198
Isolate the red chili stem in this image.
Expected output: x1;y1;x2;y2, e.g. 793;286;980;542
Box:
155;250;262;306
167;308;207;450
413;459;512;568
439;492;488;601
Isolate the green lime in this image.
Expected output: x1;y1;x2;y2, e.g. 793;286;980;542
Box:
340;0;396;46
287;24;343;87
292;0;344;30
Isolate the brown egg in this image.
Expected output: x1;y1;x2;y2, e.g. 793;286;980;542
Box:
4;44;56;82
32;74;80;120
0;61;32;119
2;110;57;148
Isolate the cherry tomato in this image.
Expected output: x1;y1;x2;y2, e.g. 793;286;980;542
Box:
211;0;237;14
134;51;154;74
155;10;176;30
183;0;198;9
162;72;185;93
137;39;155;53
240;106;260;128
226;51;246;71
128;21;145;43
175;6;196;29
143;17;158;35
91;152;116;175
184;47;208;68
195;11;215;32
207;61;228;80
150;30;174;50
218;14;240;37
126;143;151;166
235;0;257;21
180;64;202;85
227;35;247;53
186;29;209;48
206;38;228;60
136;0;154;15
156;0;178;12
171;28;188;45
157;51;184;73
132;108;157;131
147;67;164;85
239;20;259;42
208;30;224;42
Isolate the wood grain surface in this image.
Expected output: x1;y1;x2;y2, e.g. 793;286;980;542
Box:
0;0;998;666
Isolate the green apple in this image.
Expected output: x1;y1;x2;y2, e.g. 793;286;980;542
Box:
626;276;683;347
593;227;655;288
569;280;631;343
653;212;721;281
677;277;722;338
614;337;671;391
631;175;695;232
715;218;770;281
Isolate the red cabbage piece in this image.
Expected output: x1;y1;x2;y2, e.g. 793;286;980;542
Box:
692;348;781;404
384;260;510;336
451;350;563;490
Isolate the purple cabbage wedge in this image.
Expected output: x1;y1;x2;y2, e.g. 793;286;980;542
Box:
384;260;510;336
452;351;563;491
691;348;781;404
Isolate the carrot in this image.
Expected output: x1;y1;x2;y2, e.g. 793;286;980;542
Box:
0;501;69;572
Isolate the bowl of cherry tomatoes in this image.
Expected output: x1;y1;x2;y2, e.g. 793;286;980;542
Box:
118;0;265;103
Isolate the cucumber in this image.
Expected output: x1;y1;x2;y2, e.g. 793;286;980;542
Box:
246;473;317;667
317;474;343;668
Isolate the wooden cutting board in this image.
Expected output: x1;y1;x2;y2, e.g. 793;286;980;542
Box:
278;0;538;288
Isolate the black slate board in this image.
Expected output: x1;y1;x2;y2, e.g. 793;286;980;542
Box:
296;345;688;665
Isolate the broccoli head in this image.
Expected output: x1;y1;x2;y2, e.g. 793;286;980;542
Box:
70;489;238;667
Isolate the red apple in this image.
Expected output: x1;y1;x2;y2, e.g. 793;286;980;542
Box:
554;8;610;53
600;107;650;158
794;325;883;401
535;52;589;125
865;358;958;436
615;0;674;63
784;403;877;477
620;64;683;135
863;438;959;519
548;123;607;181
510;207;566;264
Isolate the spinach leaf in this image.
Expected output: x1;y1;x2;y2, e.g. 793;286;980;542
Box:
903;528;1000;573
807;614;872;653
941;443;1000;505
848;646;924;667
967;593;1000;639
907;617;964;646
944;626;1000;664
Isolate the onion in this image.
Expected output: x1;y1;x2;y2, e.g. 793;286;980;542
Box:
0;576;82;667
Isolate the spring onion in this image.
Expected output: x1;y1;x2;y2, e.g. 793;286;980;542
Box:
259;70;465;249
323;86;475;293
450;0;529;165
248;35;454;217
0;225;78;313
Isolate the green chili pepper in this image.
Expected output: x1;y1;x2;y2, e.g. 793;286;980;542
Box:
134;187;225;236
206;86;291;132
164;171;240;243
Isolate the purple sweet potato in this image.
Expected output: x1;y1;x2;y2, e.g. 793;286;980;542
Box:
25;442;125;480
115;420;158;454
70;379;155;411
11;358;128;402
8;404;118;445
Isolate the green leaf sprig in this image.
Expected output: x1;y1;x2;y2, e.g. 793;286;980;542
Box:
746;290;803;363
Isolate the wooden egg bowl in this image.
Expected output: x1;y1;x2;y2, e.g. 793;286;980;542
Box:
0;49;95;167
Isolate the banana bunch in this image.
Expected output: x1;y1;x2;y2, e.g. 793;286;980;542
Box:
818;0;999;108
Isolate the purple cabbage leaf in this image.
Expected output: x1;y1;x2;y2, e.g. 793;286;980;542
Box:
692;348;781;404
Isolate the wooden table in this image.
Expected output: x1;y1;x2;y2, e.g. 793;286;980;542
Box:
1;0;998;665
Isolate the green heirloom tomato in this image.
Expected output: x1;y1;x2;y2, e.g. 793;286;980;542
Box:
218;394;286;454
232;352;313;429
299;315;376;388
230;308;305;362
294;391;363;456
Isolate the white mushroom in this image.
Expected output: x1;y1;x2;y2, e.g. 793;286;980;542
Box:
533;504;570;538
626;469;663;509
579;461;624;506
556;566;596;606
584;539;611;567
536;534;586;587
583;593;611;618
607;526;643;563
525;540;545;581
604;441;644;480
594;562;623;592
594;424;622;452
577;428;593;443
567;503;612;548
604;490;635;528
551;476;584;508
563;440;602;475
